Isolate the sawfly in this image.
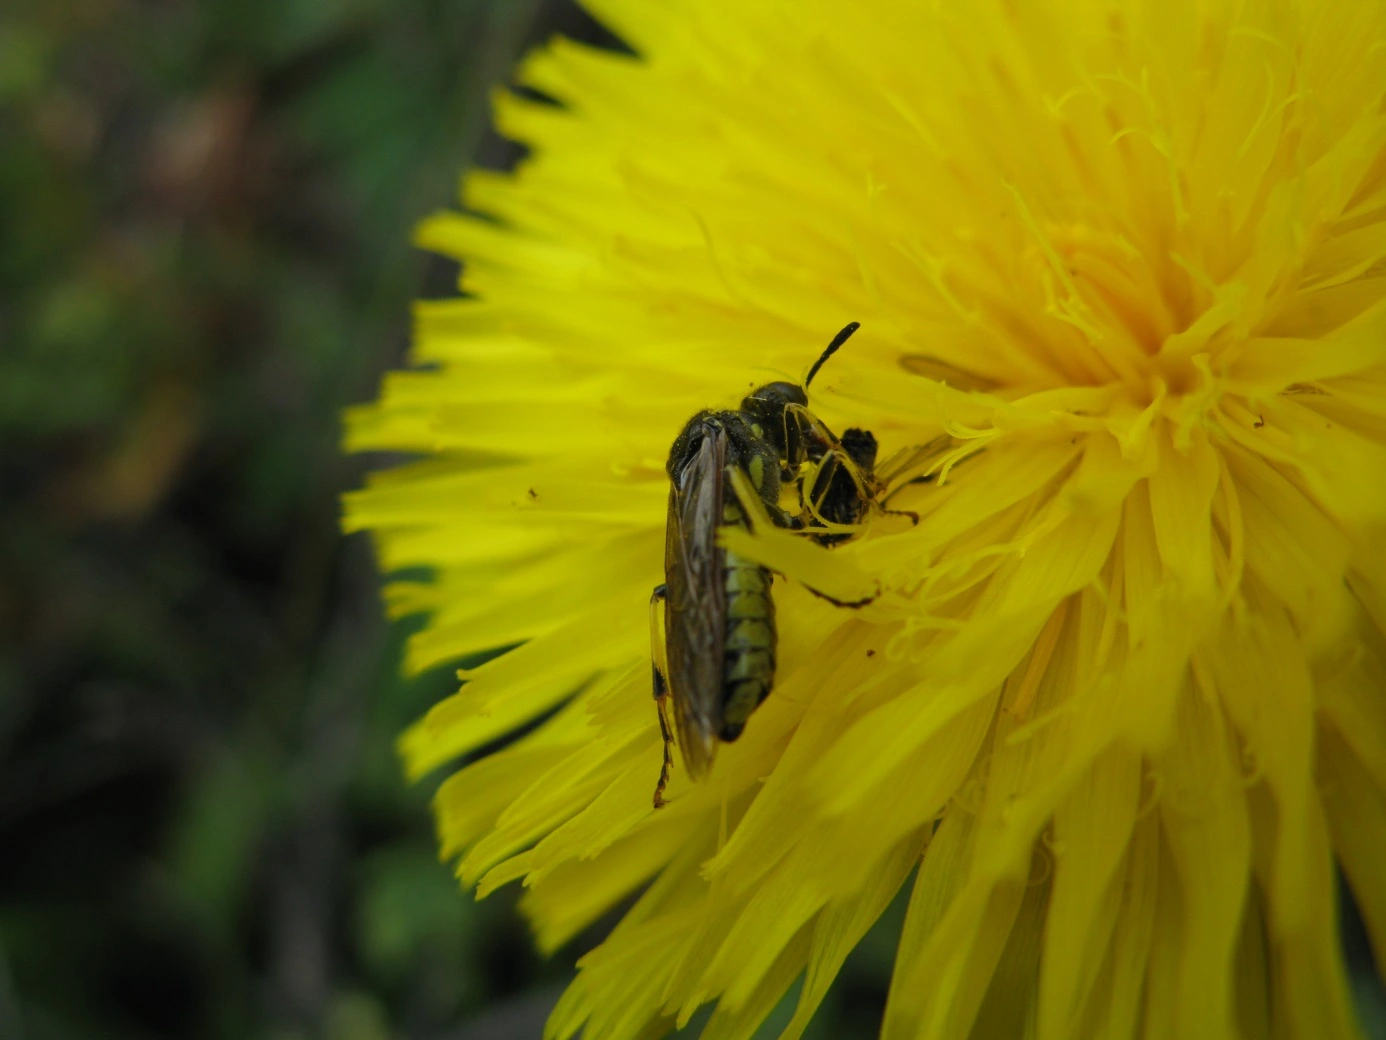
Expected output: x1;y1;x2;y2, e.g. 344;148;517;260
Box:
649;321;898;808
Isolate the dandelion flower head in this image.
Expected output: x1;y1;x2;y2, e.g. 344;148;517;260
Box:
345;1;1386;1037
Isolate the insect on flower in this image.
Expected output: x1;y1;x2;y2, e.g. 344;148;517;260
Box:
648;322;890;808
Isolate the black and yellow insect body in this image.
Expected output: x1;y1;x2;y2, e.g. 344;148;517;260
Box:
650;322;877;808
801;426;881;546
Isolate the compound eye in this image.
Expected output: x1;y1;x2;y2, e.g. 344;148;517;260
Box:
742;382;805;413
770;382;807;407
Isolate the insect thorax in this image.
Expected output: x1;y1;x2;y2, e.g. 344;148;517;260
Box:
667;410;783;506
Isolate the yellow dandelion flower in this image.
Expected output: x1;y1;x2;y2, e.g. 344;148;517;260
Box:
345;0;1386;1036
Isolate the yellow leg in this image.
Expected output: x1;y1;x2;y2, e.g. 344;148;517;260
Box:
649;584;676;808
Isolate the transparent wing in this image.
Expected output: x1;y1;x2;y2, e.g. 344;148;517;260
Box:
663;425;725;779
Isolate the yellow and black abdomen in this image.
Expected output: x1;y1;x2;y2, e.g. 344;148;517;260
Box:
718;502;776;742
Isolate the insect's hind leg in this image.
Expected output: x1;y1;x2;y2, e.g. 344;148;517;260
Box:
649;583;676;809
802;583;880;609
653;688;676;810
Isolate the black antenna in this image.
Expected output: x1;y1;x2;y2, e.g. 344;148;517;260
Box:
805;321;861;388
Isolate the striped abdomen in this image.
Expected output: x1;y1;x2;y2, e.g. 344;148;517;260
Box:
720;500;775;741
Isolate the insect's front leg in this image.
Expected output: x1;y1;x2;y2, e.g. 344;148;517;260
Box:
782;403;837;473
649;583;676;809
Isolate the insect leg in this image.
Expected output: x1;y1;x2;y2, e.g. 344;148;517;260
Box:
801;583;880;608
787;407;876;491
654;691;676;810
650;583;670;701
804;452;840;515
649;583;676;809
783;403;838;467
799;450;881;544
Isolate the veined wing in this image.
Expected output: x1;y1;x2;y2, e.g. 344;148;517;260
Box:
663;422;726;779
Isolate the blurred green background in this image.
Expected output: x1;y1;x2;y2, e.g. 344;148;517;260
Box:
1;2;1380;1039
0;1;581;1037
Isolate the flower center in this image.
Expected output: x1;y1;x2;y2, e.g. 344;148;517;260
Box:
1018;221;1233;423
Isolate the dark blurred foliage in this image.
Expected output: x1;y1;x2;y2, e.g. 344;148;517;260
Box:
0;1;587;1037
